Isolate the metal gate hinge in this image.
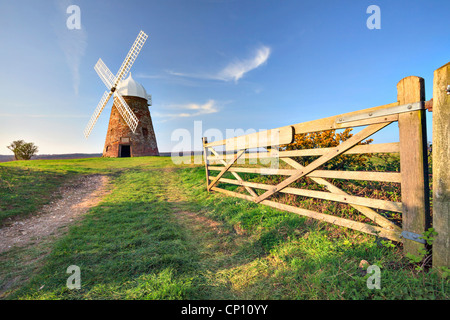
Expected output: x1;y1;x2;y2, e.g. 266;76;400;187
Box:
336;101;424;124
401;231;426;244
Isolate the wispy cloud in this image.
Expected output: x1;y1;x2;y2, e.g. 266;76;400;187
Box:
133;73;163;79
217;46;271;82
54;0;87;95
154;99;220;119
168;45;271;83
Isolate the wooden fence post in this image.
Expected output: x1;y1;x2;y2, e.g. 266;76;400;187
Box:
202;137;210;191
397;76;431;257
432;62;450;269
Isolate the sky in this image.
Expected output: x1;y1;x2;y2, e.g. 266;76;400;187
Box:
0;0;449;155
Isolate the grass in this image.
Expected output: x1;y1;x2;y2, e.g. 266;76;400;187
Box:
6;168;196;299
0;166;70;225
0;156;448;300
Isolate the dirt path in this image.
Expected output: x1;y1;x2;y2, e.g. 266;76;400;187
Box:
0;175;110;253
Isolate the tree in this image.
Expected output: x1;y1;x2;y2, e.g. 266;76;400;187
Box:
7;140;39;160
280;128;373;170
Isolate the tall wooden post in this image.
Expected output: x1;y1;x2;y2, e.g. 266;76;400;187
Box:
202;137;210;191
432;62;450;269
397;76;431;256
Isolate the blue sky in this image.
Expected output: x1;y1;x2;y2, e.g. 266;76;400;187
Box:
0;0;448;154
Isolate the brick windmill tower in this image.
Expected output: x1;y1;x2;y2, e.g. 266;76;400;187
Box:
84;31;159;157
103;73;159;157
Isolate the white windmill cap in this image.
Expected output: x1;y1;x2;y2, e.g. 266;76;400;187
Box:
116;73;150;101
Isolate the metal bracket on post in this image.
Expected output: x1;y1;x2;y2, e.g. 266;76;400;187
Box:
336;101;424;124
401;231;426;244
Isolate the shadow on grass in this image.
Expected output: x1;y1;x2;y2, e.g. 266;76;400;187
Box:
6;191;255;299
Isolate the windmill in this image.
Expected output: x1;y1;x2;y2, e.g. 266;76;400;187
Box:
84;30;148;139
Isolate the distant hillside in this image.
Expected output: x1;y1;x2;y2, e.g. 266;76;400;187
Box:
0;155;14;162
0;153;102;163
0;151;201;162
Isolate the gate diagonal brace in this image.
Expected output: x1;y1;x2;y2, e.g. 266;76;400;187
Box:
208;147;258;198
254;122;391;204
207;149;246;191
279;156;402;232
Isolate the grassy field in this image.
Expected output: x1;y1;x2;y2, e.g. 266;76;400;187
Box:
0;156;448;300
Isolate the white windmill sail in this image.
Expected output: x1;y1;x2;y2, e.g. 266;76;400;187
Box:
114;31;148;87
94;59;116;90
84;30;148;138
84;91;113;138
113;93;139;133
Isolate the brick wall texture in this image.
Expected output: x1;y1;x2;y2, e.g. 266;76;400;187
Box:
103;96;159;157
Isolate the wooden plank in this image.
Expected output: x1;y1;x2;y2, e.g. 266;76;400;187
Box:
313;178;401;231
208;142;400;161
208;166;297;175
202;137;210;191
281;142;399;157
397;76;431;256
206;127;294;150
211;186;402;242
207;149;245;191
208;146;258;198
308;170;401;183
213;176;402;213
205;103;399;149
208;166;401;183
432;62;450;269
254;122;392;203
280;157;402;232
290;102;399;135
226;126;294;151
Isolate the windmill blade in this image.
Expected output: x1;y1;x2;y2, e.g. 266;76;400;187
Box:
84;91;113;138
113;31;148;88
113;93;139;133
94;58;116;90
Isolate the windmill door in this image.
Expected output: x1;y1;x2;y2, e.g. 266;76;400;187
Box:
119;145;131;157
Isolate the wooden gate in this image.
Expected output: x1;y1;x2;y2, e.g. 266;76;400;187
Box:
203;75;435;258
